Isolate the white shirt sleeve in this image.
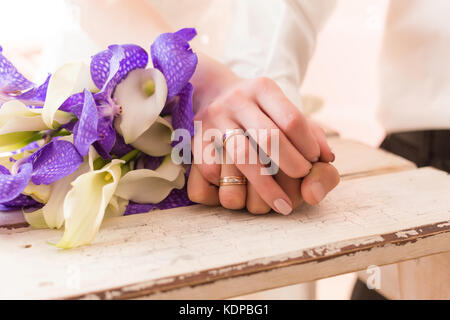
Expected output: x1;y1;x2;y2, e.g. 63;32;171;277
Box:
222;0;336;110
377;0;450;132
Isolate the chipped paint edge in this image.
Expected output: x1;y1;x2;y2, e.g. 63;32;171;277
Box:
65;219;450;300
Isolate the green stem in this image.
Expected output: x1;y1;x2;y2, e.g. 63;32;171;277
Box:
120;149;141;163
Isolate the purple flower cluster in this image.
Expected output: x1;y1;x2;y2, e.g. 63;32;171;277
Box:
0;28;198;213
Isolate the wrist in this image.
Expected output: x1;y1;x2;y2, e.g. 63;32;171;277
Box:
191;52;239;114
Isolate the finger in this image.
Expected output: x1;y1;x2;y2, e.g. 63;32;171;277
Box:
226;134;294;215
246;78;320;162
246;182;271;215
232;101;312;178
191;120;222;186
219;163;247;210
274;170;303;210
187;164;220;206
301;162;340;205
310;122;335;163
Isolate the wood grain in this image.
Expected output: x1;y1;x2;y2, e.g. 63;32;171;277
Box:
0;167;448;299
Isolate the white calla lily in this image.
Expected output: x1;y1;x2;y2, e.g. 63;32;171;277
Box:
0;153;15;170
114;68;168;143
0;132;42;154
42;60;95;128
23;209;48;229
115;155;185;204
105;195;129;218
0;100;72;135
23;183;52;204
57;159;124;249
41;162;91;229
129;116;173;157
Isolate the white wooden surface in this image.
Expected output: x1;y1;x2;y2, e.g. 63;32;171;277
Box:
0;139;415;229
329;138;416;179
0;167;449;299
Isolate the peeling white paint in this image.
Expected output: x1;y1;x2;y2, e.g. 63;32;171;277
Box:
395;230;419;238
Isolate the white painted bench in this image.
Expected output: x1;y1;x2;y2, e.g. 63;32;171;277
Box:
1;139;448;299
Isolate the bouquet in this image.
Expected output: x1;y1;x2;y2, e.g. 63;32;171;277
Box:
0;28;198;248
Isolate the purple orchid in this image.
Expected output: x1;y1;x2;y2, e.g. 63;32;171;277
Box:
0;194;42;211
0;46;49;108
0;29;199;216
72;90;99;156
0;138;83;207
28;139;83;185
151;28;197;136
58;29;197;159
0;163;32;203
58;44;148;159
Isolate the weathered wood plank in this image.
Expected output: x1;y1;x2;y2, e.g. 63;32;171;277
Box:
138;225;450;300
0;167;448;300
329;138;416;180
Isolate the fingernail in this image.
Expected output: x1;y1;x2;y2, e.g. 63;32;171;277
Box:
310;182;326;203
330;152;336;162
312;157;319;163
274;198;293;215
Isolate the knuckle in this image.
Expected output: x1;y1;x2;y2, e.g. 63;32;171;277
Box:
251;77;275;92
283;112;304;135
228;87;245;99
208;101;224;115
220;189;246;210
201;165;220;185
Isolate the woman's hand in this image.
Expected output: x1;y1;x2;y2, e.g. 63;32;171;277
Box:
188;161;340;214
190;53;336;214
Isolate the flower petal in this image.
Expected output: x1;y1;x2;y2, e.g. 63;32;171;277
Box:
125;185;193;214
0;133;38;155
57;159;123;249
150;28;198;99
73;90;98;156
91;44;148;98
143;155;164;170
114;68;168;143
129;116;173;156
0;46;34;93
29;140;83;185
115;155;185;204
110;132;134;158
93;116;116;159
0;132;42;154
42;61;95;128
0;162;32;203
41;161;90;229
23;182;52;203
0;193;41;209
0;100;72;135
171;82;194;136
105;195;129;218
59;92;85;117
23;208;48;229
15;74;51;105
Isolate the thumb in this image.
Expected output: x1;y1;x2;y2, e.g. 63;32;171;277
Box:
301;162;340;205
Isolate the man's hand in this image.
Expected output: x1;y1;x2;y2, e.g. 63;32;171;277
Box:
188;161;340;214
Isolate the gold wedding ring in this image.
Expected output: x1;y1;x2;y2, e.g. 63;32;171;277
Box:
219;176;248;186
222;129;245;147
